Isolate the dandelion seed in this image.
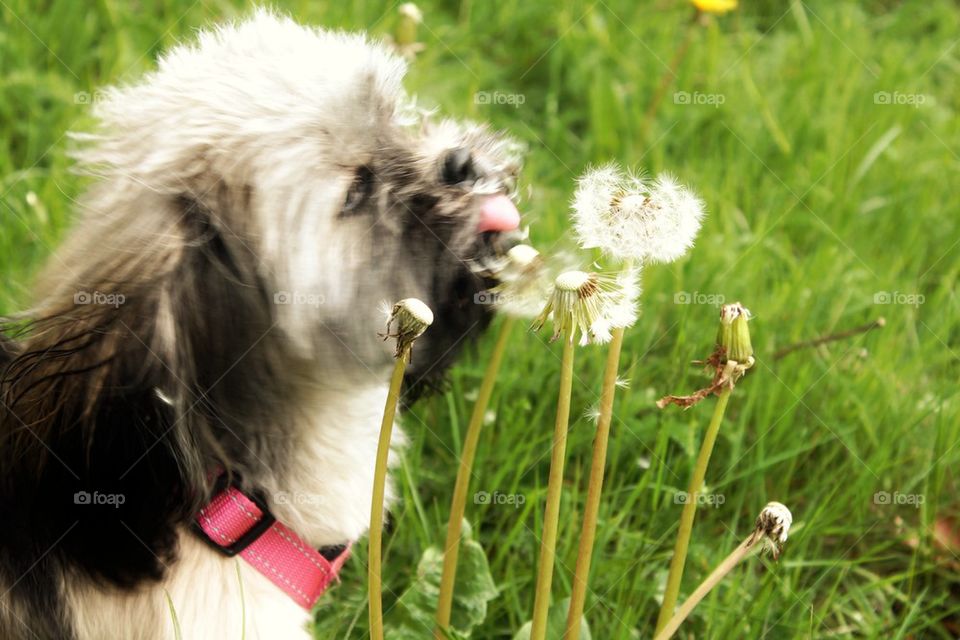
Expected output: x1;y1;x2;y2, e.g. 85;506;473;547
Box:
583;404;602;424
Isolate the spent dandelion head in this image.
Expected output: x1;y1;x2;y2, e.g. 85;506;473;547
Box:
749;501;792;560
532;269;640;346
380;298;433;360
572;165;705;265
486;244;583;319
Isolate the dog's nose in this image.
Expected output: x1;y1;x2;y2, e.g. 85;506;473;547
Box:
477;194;521;232
441;147;478;185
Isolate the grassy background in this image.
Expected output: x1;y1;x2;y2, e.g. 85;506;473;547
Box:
3;0;960;637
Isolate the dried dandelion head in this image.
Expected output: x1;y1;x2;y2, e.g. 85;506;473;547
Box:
572;165;705;264
380;298;433;360
749;501;792;560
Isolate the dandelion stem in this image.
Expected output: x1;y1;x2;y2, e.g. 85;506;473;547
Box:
369;347;410;640
434;317;516;638
653;537;755;640
530;324;577;640
641;9;700;138
563;325;625;639
654;361;736;635
773;317;885;360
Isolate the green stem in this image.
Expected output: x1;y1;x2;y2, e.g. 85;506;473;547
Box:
563;326;625;639
654;537;755;640
434;317;515;639
530;325;577;640
641;9;700;138
654;366;735;635
369;350;410;640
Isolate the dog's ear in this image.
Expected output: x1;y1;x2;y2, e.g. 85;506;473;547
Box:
0;184;289;588
0;288;197;588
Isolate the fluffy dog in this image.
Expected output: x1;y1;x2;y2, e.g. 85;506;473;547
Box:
0;10;521;639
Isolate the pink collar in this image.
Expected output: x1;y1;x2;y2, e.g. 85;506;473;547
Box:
194;475;351;609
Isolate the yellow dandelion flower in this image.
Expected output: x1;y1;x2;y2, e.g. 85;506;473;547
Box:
692;0;737;15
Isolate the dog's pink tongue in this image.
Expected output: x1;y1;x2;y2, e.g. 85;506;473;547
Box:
477;195;521;232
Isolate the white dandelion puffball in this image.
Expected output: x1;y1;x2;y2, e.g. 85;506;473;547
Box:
572;165;705;264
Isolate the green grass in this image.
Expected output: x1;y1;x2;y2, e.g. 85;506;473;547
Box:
3;0;960;637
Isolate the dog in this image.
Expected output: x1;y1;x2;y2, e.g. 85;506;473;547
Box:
0;10;521;639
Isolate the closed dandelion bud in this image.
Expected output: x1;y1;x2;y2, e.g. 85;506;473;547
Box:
395;3;423;47
717;302;753;363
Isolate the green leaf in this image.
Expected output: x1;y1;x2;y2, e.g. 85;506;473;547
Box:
385;521;498;639
512;598;592;640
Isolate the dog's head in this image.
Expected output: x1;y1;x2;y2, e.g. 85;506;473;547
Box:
77;10;522;391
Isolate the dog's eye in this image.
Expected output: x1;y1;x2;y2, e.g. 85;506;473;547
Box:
342;166;375;215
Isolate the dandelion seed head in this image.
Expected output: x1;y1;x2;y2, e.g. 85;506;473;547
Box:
571;166;705;264
489;244;553;319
